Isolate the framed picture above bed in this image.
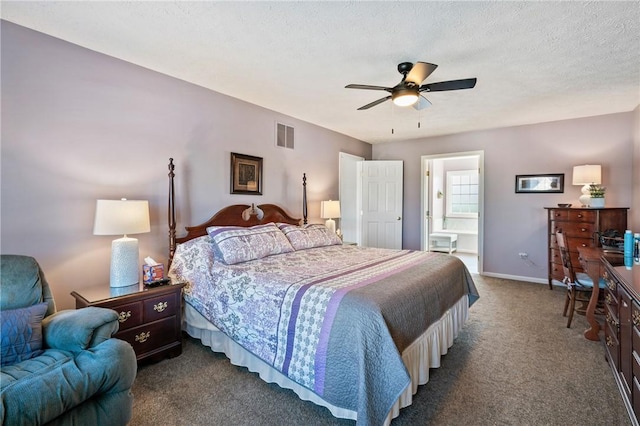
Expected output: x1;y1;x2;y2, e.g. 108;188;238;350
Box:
515;173;564;193
231;152;263;195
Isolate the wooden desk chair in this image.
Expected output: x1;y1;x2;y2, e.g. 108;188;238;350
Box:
555;229;606;328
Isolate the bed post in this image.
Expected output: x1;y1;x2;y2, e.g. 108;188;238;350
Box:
302;173;308;225
168;158;176;265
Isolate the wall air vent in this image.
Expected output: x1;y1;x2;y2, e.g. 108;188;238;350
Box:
276;122;294;149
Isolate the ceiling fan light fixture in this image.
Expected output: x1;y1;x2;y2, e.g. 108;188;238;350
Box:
392;89;419;107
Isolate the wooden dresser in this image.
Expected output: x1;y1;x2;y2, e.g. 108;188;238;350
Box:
544;207;628;289
603;260;640;426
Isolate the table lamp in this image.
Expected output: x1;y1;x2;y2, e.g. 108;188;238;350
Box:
94;199;150;287
320;200;341;234
572;165;601;207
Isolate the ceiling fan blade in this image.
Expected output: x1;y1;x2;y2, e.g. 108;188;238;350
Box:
345;84;392;91
413;95;432;111
357;96;392;110
405;62;438;85
421;78;477;92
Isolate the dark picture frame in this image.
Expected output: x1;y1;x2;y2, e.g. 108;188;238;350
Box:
231;152;263;195
515;174;564;193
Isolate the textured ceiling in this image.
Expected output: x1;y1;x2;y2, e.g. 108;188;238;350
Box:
2;1;639;144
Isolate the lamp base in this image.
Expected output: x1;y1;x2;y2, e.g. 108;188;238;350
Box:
578;194;591;207
325;218;336;234
110;236;140;288
579;184;591;207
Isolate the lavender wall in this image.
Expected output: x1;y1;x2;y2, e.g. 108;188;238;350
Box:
1;21;371;309
373;113;635;282
633;105;640;231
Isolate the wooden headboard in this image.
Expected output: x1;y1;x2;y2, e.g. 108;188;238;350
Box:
168;158;305;263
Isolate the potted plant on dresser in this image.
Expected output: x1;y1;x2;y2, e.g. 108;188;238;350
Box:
588;184;606;208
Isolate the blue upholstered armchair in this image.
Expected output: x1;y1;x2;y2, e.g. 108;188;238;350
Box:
0;255;137;425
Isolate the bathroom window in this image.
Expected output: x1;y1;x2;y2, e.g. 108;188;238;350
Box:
446;170;479;218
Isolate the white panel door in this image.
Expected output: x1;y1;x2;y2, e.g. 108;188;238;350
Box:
339;152;364;245
360;161;403;249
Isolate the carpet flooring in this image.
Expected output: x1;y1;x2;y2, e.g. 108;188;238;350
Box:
130;274;631;425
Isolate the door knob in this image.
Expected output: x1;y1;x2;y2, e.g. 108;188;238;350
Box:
397;216;402;220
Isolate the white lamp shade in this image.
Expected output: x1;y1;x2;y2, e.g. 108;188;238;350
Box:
320;200;341;219
572;165;601;185
94;199;150;236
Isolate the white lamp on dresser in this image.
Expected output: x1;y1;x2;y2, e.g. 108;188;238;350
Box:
320;200;341;234
572;164;601;207
93;199;150;288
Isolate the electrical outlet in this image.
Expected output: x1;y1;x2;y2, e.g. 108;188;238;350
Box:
518;252;528;258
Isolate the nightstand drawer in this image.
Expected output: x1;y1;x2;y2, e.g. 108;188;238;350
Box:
112;301;143;330
144;292;178;322
117;316;178;356
71;281;186;363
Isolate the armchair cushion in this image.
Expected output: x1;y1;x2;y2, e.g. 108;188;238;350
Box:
0;339;137;425
43;307;119;353
1;302;48;366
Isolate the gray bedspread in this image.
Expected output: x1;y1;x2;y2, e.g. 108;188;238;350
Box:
322;253;478;425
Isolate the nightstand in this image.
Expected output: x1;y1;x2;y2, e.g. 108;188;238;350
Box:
71;281;186;363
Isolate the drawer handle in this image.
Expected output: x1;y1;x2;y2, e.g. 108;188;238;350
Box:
577;214;583;218
154;301;168;313
607;280;616;292
606;335;614;347
606;312;616;327
135;331;150;343
633;311;640;328
580;228;587;232
118;311;131;323
605;294;613;305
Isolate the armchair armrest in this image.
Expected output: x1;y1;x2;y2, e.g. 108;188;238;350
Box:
42;307;119;352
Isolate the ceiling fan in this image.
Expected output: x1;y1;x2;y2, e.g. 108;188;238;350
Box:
345;62;477;111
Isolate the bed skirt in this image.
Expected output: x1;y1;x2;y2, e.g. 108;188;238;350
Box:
183;294;469;424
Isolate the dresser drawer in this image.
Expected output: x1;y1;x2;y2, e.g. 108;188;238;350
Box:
604;271;617;293
550;221;595;239
549;209;569;221
111;301;143;331
549;263;565;282
568;209;596;223
550;248;562;265
634;377;640;422
116;316;179;357
605;289;618;318
566;236;595;253
143;292;178;322
605;320;620;371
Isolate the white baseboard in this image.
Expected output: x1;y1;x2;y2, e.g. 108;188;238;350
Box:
481;271;556;286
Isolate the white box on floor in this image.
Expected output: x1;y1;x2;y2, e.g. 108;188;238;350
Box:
430;233;458;254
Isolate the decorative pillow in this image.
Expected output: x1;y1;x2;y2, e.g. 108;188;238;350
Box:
1;302;48;366
277;223;343;250
206;223;294;265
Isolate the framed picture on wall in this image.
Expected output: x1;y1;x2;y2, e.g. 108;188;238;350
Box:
515;173;564;193
231;152;263;195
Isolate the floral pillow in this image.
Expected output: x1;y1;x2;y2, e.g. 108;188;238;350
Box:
206;223;294;265
277;223;343;251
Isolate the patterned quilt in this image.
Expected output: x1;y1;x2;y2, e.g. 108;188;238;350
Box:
169;238;478;425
